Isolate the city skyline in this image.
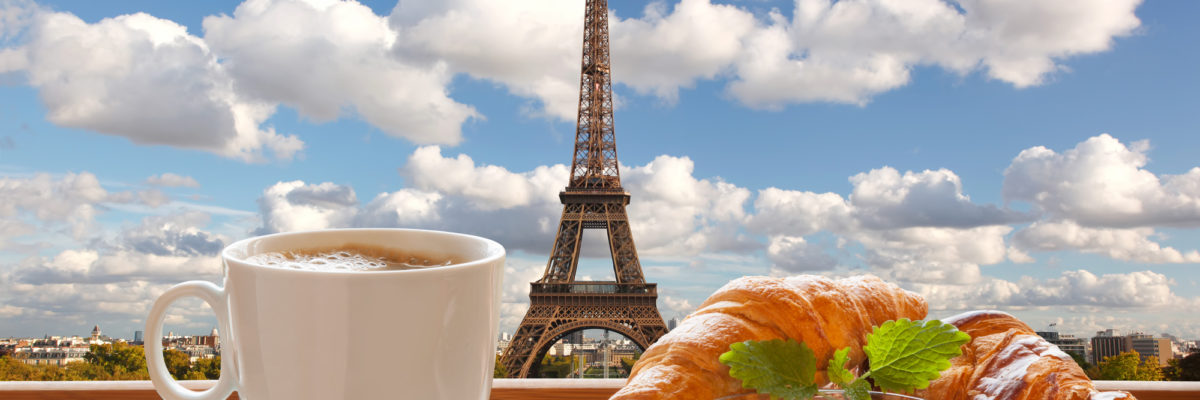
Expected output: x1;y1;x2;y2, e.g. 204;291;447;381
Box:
1;0;1199;341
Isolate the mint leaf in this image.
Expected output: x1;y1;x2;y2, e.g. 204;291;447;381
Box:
862;319;970;393
827;347;854;387
843;379;871;400
720;339;820;400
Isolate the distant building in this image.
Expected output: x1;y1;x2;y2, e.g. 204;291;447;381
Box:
13;347;89;366
175;345;216;362
564;331;583;345
1036;331;1087;362
496;338;510;355
1129;334;1172;367
1092;333;1132;365
667;317;679;331
133;330;144;345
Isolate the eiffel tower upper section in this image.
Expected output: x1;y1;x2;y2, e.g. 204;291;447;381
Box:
538;0;644;285
569;0;620;192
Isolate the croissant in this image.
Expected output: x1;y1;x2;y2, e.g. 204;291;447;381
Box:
611;275;928;399
918;310;1137;400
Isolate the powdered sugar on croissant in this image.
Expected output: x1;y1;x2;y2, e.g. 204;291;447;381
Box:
919;310;1137;400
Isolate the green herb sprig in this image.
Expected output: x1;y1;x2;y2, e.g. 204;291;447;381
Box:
718;319;970;400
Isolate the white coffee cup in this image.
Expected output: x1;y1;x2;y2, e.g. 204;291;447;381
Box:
144;228;505;400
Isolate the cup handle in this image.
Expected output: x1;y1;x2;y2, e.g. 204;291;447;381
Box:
145;281;237;400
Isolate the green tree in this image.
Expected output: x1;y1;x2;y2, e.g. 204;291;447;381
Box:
538;355;575;378
1165;358;1182;381
1177;353;1200;381
64;361;105;381
84;342;148;379
1065;351;1090;371
1094;351;1164;381
493;356;507;378
0;355;69;381
190;356;221;380
619;351;642;375
77;343;149;380
162;349;191;380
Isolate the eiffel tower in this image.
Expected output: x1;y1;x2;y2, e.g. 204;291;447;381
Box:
498;0;668;378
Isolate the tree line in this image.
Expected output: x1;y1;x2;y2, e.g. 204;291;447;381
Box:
1072;350;1200;381
0;342;220;381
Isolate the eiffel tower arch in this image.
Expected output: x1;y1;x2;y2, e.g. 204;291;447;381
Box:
499;0;668;378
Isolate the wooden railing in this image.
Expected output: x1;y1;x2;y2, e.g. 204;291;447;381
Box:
1;379;1199;399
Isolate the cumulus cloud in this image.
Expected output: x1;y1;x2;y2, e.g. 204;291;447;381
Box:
658;295;695;316
259;147;755;258
1004;134;1200;228
749;167;1023;281
145;173;200;188
766;235;837;273
916;269;1183;311
203;0;479;145
0;0;1146;158
254;181;360;234
119;212;226;257
401;146;560;210
392;0;1142;115
390;0;584;120
1;172;113;238
608;0;757;102
0;209;229;334
1013;220;1200;263
621;155;755;255
138;189;170;208
849;167;1029;229
0;9;301;161
729;0;1142;107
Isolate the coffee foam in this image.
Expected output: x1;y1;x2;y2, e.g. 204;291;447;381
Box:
245;244;459;272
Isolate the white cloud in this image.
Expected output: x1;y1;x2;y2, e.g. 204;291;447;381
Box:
729;0;1143;107
0;305;25;317
1013;220;1200;263
749;168;1022;285
390;0;584;120
1004;134;1200;228
258;149;754;258
0;210;229;333
765;235;837;273
359;189;443;228
0;0;1146;158
750;187;853;236
1;9;301;161
658;295;695;316
849;167;1028;229
145;173;200;188
138;189;170;208
119;211;227;257
609;0;757;102
390;0;1142;116
0;172;113;238
496;259;547;334
621;155;754;256
401;146;558;210
915;269;1184;311
203;0;479;145
254;180;359;234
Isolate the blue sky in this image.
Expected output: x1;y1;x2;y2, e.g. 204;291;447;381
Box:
1;0;1198;342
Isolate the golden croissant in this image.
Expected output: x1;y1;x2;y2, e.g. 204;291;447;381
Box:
610;275;928;399
917;310;1137;400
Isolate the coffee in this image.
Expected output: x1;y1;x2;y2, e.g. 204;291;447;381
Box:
246;244;460;272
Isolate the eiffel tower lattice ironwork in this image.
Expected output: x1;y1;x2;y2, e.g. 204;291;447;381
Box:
498;0;668;378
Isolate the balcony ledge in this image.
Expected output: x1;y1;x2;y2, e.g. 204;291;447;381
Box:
0;379;1197;399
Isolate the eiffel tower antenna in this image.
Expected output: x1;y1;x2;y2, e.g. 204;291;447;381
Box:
499;0;668;378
